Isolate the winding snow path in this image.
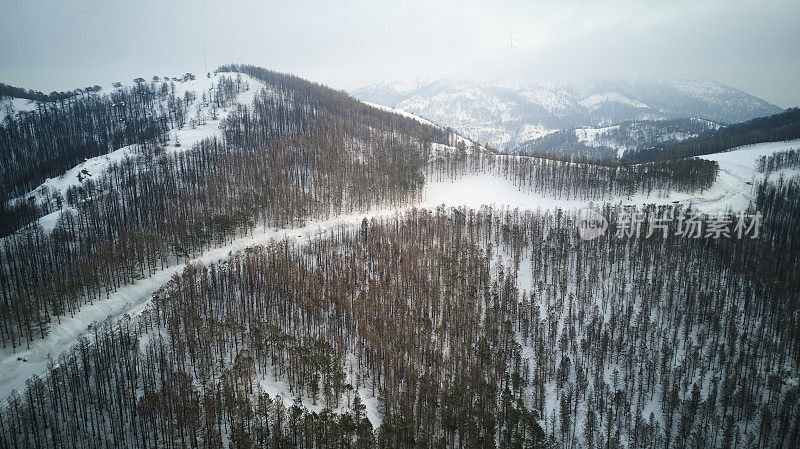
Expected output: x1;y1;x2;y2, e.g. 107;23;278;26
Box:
0;206;412;400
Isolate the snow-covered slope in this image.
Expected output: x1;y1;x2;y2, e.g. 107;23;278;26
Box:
7;73;266;213
0;97;38;119
699;139;800;186
3;65;795;426
0;205;409;405
518;117;722;159
360;100;488;152
353;78;781;151
425;139;800;215
7;134;796;401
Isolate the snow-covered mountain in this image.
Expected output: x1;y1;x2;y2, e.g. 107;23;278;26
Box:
352;78;782;151
518;117;722;159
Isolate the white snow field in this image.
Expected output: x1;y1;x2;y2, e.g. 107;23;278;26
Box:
696;139;800;210
700;138;800;181
423;139;800;215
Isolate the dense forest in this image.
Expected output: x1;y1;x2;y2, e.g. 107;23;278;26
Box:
2;200;799;447
0;78;185;236
625;108;800;162
1;65;797;448
0;209;553;448
756;148;800;173
0;82;85;103
0;67;454;352
516;118;720;161
429;151;718;199
1;81;173;198
0;66;719;354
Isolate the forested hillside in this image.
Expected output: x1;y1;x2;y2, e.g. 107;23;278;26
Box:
0;65;721;355
2;200;799;447
1;65;798;449
626;108;800;162
516;118;720;160
0;65;457;352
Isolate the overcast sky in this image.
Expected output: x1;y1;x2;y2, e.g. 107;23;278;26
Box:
1;0;798;107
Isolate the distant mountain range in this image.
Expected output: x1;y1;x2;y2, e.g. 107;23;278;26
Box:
517;118;722;160
353;78;783;152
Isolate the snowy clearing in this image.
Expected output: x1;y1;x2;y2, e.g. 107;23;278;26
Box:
578;92;648;110
695;139;800;210
699;138;800;181
423;170;738;214
1;97;38;119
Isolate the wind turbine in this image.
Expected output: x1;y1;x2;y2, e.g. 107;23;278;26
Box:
509;34;521;56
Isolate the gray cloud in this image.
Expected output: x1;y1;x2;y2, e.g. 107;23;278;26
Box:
1;0;798;107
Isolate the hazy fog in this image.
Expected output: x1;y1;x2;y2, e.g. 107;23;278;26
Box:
1;0;798;107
